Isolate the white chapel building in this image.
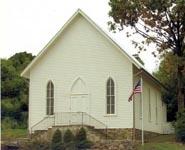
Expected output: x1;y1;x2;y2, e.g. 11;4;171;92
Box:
21;9;170;135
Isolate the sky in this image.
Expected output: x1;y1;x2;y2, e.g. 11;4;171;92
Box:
0;0;159;73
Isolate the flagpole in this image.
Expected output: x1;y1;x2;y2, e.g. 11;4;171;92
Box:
141;76;144;146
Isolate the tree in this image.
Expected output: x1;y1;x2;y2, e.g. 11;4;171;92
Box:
51;129;63;150
154;53;185;121
75;127;92;149
108;0;185;111
1;52;34;129
174;109;185;143
63;129;74;144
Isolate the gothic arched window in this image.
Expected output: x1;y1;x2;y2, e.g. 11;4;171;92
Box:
106;78;115;114
46;81;54;115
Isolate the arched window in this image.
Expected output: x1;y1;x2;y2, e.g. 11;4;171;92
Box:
46;81;54;115
106;78;115;114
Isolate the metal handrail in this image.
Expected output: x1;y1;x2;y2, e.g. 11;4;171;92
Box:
54;112;107;129
82;112;108;139
82;112;107;129
31;115;54;133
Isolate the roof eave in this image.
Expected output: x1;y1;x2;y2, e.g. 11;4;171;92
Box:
20;70;30;79
141;68;167;90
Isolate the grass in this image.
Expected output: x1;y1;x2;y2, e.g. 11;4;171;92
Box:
138;134;185;150
1;128;28;140
146;134;176;143
139;142;185;150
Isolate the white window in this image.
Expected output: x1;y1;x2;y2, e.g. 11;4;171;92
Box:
47;81;54;115
148;88;151;122
106;78;115;114
156;93;158;124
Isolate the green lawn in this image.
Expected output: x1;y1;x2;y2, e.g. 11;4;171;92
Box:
138;134;185;150
1;128;28;140
139;142;185;150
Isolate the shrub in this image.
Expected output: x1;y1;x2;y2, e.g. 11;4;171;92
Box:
75;127;92;149
51;129;63;150
63;129;74;144
1;117;19;129
174;109;185;143
76;127;87;142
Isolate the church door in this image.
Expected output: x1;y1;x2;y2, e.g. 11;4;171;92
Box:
70;78;89;113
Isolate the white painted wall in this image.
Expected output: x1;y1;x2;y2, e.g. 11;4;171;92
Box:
133;67;167;134
28;14;134;132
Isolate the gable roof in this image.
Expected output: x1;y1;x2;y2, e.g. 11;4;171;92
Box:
21;9;164;89
21;9;142;78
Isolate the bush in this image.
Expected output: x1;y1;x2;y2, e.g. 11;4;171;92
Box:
1;117;19;129
75;127;92;149
63;129;74;144
76;127;87;142
51;129;63;150
174;109;185;143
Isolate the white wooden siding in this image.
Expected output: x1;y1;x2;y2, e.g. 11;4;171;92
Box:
134;71;167;133
29;14;133;131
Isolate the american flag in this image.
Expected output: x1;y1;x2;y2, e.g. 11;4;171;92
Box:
128;79;142;102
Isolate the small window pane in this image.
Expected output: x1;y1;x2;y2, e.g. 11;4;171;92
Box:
107;104;110;114
107;86;110;95
111;86;114;95
107;79;111;86
110;79;114;87
111;96;115;103
47;106;49;115
51;82;54;89
47;98;49;107
51;89;54;97
111;104;115;114
51;98;54;106
107;96;110;104
51;106;54;115
47;89;50;97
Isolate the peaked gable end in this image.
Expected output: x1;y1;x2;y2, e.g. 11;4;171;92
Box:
21;9;141;78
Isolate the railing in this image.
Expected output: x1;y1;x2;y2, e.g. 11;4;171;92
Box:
31;112;107;133
54;112;107;129
31;116;54;133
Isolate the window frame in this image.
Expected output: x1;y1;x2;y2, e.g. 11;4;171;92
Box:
155;92;158;124
46;81;54;116
148;88;152;122
106;77;116;115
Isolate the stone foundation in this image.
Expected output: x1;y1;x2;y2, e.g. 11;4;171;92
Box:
31;126;133;142
105;128;133;140
31;126;162;143
134;129;161;142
